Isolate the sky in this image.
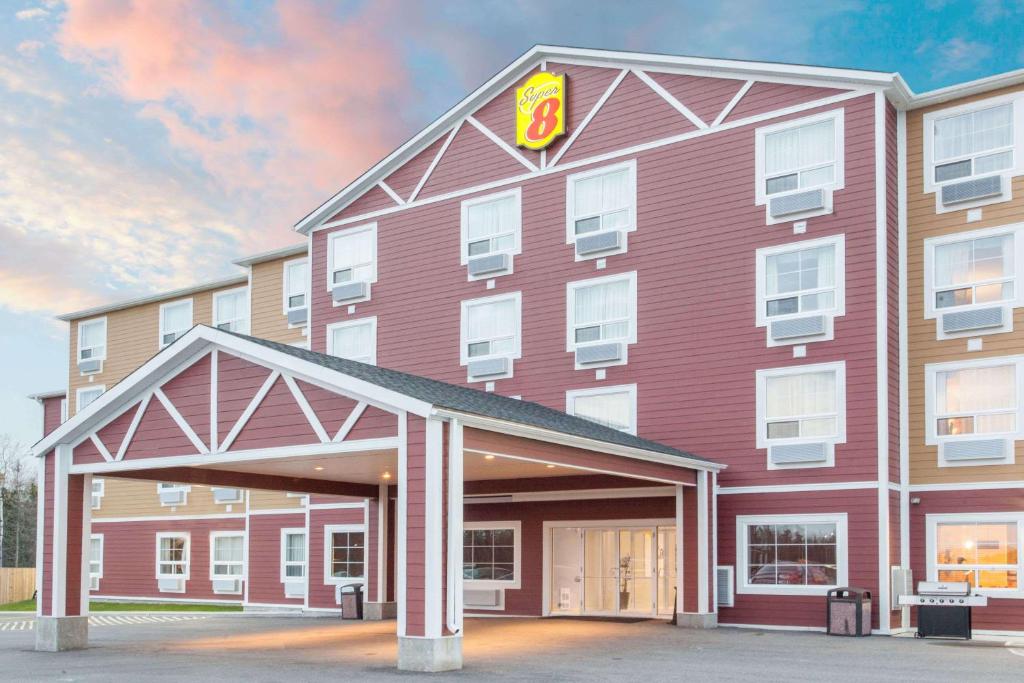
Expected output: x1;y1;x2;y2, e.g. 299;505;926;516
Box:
0;0;1022;451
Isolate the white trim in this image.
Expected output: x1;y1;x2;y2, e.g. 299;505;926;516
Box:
675;486;684;618
459;291;522;380
396;412;408;637
209;530;245;593
464;486;674;504
735;512;848;596
409;122;461;203
459;187;522;277
75;385;105;413
718;481;881;495
446;419;463;634
465;116;538;172
59;276;247;321
377;482;389;604
155;531;190;589
462;520;521;591
282;257;309;317
548;69;628;168
754;108;846;225
88;531;103;593
754;233;846;346
632;69;706;129
565;384;638;435
565;270;638;366
564;159;637;260
697;470;710;613
712;80;753;127
910;480;1024;492
925;512;1024;599
93;595;242;606
874;91;891;634
88;434;113;463
115;393;150;461
209;349;218;452
377;180;405;206
158;298;194;350
897;104;911;632
245;507;306;516
423;417;444;638
325;222;378;301
333;402;367;442
76;316;107;366
92;513;246;523
35;455;44;616
282;374;330;443
89;477;105;510
154;387;209;454
211;286;250;335
51;446;70;617
754;361;847;466
325;317;378;366
322;523;367;587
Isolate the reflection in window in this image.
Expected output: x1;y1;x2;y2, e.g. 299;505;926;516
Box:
746;522;838;587
935;521;1018;589
463;528;515;582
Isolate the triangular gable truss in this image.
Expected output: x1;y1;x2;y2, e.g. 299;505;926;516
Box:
300;45;901;233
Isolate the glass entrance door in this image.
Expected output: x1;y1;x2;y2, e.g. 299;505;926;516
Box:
549;527;583;614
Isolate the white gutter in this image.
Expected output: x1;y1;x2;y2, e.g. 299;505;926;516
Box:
57;274;248;321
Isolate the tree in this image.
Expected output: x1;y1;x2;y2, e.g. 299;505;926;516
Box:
0;436;37;568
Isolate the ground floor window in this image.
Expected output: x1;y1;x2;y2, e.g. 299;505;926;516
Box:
324;525;365;583
280;528;306;590
156;533;189;578
464;521;521;589
929;513;1022;594
736;514;847;595
211;532;245;578
89;534;103;590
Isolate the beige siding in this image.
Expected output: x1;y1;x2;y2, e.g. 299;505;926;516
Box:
68;281;245;415
249;489;306;510
907;83;1024;485
249;255;306;345
93;478;306;518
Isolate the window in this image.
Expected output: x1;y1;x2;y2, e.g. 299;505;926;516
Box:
324;526;365;584
933;233;1015;311
756;235;845;336
460;293;522;371
60;398;68;423
213;287;249;333
159;299;193;348
89;534;103;590
326;317;377;365
91;479;105;510
755;110;844;222
280;529;306;582
157;482;190;506
461;188;521;272
565;160;637;256
77;317;106;363
736;514;847;595
156;533;189;578
210;532;245;580
928;514;1022;594
76;386;105;412
327;223;377;292
463;521;521;589
933;103;1014;185
566;384;638;434
283;258;308;313
755;363;846;465
566;272;637;354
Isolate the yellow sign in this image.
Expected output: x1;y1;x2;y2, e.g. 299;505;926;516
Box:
516;72;566;150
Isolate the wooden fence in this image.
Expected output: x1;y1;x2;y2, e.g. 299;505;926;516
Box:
0;568;35;605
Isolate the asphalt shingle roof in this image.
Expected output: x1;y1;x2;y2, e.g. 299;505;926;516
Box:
222;328;714;466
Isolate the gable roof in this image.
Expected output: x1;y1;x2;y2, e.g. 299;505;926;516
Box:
294;44;909;235
35;325;721;472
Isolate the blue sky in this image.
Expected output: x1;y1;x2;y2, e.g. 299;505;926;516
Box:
1;0;1022;451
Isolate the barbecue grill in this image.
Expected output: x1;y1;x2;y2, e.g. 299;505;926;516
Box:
897;581;987;639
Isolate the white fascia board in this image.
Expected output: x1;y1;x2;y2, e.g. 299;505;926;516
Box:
432;408;725;473
294;45;905;235
57;275;248;322
34;325;433;456
232;243;308;267
910;67;1024;110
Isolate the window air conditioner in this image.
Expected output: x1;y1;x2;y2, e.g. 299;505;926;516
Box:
940;175;1002;206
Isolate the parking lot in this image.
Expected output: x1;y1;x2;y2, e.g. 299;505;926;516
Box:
0;614;1021;681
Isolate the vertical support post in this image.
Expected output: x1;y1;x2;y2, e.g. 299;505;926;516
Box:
677;472;716;629
674;485;684;622
363;482;396;620
696;470;710;615
445;419;463;636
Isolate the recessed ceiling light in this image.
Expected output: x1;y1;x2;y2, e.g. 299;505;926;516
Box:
484;454;496;460
314;466;324;471
545;464;556;469
382;471;392;480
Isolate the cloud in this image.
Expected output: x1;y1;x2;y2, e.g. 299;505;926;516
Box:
15;7;48;20
0;55;65;104
916;37;993;76
16;40;45;57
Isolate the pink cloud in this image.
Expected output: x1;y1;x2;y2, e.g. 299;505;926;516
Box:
57;0;418;249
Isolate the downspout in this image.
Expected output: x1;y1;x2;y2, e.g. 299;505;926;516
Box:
445;418;464;635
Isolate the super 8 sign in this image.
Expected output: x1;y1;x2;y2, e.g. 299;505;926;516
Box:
515;72;566;150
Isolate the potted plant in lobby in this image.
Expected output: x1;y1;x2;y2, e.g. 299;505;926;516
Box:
619;555;633;611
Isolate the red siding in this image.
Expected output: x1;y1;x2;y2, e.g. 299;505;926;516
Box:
216;353;273;439
65;475;85;616
910;489;1024;632
404;414;426;636
94;402;140;460
230;375;318;451
417;122;529;200
345;404;398;441
296;379;361;437
72;436;107;466
161;353;212;447
245;513;304;606
723;82;848;123
647;72;746;126
383;135;448;202
470;65;543;168
42;395;64;436
327;184;398;223
717;489;880;629
122;398;195;459
91;518;245;601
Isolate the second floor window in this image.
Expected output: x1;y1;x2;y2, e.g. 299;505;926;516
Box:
934;363;1017;438
77;318;106;362
568;274;636;348
213;288;249;333
284;258;308;312
327;317;377;365
757;363;845;445
933;102;1014;184
764;242;838;318
159;299;193;348
933;233;1014;310
461;294;520;362
328;224;376;288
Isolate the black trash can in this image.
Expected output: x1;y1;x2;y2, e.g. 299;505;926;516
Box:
340;583;364;620
826;587;871;636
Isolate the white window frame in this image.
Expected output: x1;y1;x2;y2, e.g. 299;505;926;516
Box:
280;528;307;586
463;520;522;591
565;384;638;435
565;271;638;367
326;222;377;302
282;257;309;316
923;91;1024;212
926;512;1024;599
460;188;522;278
209;531;245;592
325;316;378;365
89;533;103;591
212;286;250;334
77;316;107;365
158;298;193;349
754;109;845;224
323;524;367;587
755;361;847;468
460;292;522;378
76;385;105;413
60;398;68;423
155;531;190;584
924;355;1024;467
156;481;191;506
755;234;846;346
90;478;105;510
736;513;848;596
923;223;1024;338
564;159;637;260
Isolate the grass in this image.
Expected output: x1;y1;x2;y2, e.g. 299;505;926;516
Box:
0;598;242;613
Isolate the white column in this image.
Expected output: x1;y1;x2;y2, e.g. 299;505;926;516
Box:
446;419;464;635
79;474;92;617
675;485;684;619
51;445;71;618
423;417;444;639
377;482;389;603
396;413;407;638
696;470;709;614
